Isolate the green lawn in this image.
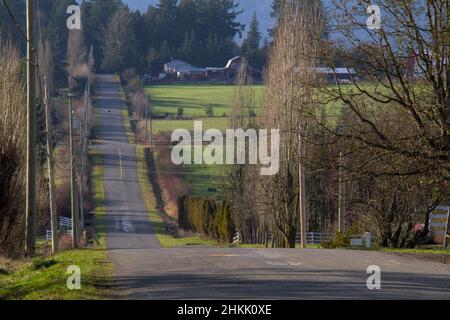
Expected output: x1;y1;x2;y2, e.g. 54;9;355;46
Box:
145;84;264;117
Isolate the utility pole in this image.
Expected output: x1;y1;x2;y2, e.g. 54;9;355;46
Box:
137;96;141;122
79;86;88;237
68;93;79;248
150;101;153;150
44;78;58;254
25;0;37;256
298;128;307;249
337;152;345;233
145;98;148;143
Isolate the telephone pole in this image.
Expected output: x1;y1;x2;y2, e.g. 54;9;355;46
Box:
148;98;153;149
25;0;37;256
337;152;345;233
79;85;89;237
299;128;307;249
145;98;148;143
68;93;79;248
44;78;58;254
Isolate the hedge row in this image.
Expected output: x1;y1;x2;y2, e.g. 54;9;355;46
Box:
178;196;235;243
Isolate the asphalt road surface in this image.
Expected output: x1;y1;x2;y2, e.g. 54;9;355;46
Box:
94;74;450;300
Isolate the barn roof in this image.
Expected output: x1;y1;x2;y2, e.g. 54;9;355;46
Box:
315;67;356;74
164;60;205;73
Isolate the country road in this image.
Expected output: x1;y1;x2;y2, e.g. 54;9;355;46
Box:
94;74;450;300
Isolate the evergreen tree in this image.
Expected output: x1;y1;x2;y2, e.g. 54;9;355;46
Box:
177;0;198;43
101;8;136;72
196;0;244;41
82;0;125;68
241;12;264;71
179;30;200;65
156;0;178;46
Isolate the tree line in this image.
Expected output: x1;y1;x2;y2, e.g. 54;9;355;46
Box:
96;0;268;74
0;0;268;84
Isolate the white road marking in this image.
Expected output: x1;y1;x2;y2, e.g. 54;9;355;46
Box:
119;149;124;180
266;261;302;267
121;216;135;233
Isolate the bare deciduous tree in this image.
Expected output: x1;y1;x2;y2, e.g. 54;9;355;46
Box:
256;0;323;248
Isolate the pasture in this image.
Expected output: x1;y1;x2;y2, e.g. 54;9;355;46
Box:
145;84;264;118
145;83;264;197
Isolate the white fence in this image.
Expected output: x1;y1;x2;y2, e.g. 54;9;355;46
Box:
300;232;332;244
46;229;72;241
59;216;72;229
233;231;374;247
44;217;73;241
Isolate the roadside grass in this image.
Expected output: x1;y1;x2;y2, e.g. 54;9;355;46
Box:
382;247;450;255
0;248;112;300
118;80;136;144
0;104;112;300
89;149;107;248
135;144;219;247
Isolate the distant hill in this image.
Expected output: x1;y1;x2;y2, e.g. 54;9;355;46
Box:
123;0;275;43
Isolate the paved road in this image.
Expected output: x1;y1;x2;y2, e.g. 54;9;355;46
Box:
95;75;161;253
94;74;450;300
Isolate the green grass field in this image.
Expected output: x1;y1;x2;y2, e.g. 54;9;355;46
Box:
145;84;264;117
144;84;265;197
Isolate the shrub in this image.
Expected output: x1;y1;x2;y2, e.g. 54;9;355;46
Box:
321;227;357;249
205;106;214;117
177;107;184;119
178;196;235;242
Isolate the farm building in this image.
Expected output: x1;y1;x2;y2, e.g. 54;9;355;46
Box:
164;59;206;80
162;57;261;82
314;67;357;84
207;56;261;81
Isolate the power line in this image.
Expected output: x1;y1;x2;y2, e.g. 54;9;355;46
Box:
1;0;29;45
0;0;38;66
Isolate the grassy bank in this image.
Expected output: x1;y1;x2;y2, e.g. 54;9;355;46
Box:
0;148;112;300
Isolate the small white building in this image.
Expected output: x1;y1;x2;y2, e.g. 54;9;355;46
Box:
164;60;206;80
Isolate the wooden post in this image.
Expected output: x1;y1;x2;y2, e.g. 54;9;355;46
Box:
69;93;79;248
299;128;307;249
338;152;345;233
145;98;148;143
44;78;58;254
25;0;37;256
